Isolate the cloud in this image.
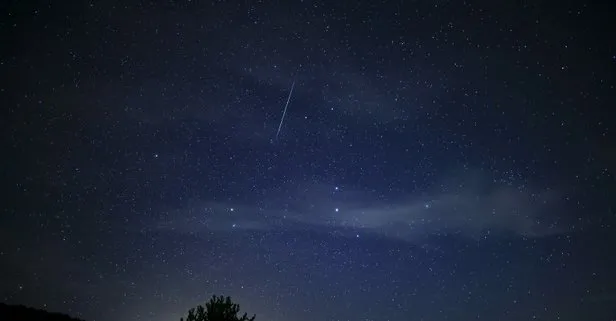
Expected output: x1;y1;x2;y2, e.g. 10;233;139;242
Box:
332;184;564;240
152;170;567;241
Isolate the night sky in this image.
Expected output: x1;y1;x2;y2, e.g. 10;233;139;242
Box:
2;0;616;320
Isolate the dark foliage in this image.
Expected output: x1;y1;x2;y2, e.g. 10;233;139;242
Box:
180;295;256;321
0;303;85;321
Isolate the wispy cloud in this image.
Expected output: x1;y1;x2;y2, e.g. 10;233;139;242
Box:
152;170;567;241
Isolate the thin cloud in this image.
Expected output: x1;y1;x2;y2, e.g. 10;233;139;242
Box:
153;171;567;241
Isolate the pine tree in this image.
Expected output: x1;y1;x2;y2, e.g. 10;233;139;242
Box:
180;295;256;321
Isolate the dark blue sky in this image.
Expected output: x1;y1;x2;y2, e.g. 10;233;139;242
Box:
1;0;615;320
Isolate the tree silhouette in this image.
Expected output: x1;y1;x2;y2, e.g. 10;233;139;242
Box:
180;295;256;321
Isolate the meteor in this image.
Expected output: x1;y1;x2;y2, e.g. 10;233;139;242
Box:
275;80;295;140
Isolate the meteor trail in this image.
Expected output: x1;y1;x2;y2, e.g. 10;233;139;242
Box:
275;80;296;140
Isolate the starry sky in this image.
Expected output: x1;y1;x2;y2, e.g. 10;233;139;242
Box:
2;0;616;320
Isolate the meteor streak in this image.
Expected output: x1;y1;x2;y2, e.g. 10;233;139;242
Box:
275;80;295;140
